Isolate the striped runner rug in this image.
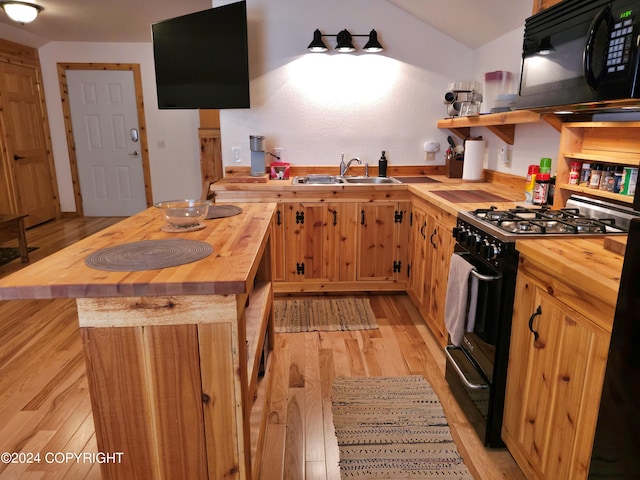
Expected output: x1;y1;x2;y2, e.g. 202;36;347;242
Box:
332;375;473;479
274;296;378;333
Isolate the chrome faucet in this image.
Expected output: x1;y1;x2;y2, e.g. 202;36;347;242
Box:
339;154;362;176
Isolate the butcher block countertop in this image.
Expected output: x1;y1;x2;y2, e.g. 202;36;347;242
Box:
212;174;626;305
0;202;276;300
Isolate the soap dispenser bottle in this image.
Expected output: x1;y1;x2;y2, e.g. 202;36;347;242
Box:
378;150;388;177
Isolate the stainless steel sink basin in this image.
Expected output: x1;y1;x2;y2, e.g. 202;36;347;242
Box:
342;176;401;184
292;175;344;185
291;175;401;185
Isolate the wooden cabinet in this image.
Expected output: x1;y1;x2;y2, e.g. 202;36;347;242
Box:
502;262;611;480
408;198;456;347
532;0;563;15
281;202;357;283
357;202;410;282
0;39;59;227
553;121;640;208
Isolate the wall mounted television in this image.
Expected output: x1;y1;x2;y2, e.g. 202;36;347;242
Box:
151;1;250;109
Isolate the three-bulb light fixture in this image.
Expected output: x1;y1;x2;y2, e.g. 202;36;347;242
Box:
0;1;43;25
307;28;384;53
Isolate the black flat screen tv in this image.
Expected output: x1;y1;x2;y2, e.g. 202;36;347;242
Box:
151;1;250;109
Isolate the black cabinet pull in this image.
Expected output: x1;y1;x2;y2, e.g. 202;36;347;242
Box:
430;229;437;248
528;305;542;341
14;154;25;161
361;209;365;225
420;222;427;239
276;210;281;225
333;210;337;226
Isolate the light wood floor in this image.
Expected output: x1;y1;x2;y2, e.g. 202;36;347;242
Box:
0;217;524;480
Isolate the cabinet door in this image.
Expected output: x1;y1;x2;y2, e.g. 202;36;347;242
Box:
282;202;357;282
424;218;455;346
503;271;610;480
272;206;286;281
357;202;408;281
408;204;428;304
283;202;331;282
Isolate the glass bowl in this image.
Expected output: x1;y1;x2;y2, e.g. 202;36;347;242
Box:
154;199;210;228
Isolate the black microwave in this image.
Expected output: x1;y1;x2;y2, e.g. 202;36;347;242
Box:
514;0;640;111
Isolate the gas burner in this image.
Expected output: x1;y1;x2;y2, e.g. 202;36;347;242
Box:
571;219;606;234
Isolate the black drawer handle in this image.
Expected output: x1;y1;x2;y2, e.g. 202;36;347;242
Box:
430;228;437;248
528;305;542;341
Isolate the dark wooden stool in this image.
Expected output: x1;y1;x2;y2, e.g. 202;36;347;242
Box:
0;214;29;263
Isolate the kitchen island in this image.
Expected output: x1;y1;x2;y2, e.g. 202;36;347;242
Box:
0;202;276;480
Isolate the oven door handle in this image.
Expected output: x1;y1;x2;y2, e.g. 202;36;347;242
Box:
444;345;489;390
454;252;503;282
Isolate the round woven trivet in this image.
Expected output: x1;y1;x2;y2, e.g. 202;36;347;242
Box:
207;204;242;219
85;239;213;272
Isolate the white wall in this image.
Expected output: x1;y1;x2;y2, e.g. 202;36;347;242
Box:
38;42;202;213
220;0;473;169
472;28;561;176
34;0;563;213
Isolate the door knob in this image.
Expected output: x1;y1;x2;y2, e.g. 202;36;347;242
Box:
13;154;25;161
128;151;139;157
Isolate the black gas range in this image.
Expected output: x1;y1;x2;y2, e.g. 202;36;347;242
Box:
445;195;637;448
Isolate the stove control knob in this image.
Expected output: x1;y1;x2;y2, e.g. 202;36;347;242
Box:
465;233;479;248
484;242;501;261
455;227;467;243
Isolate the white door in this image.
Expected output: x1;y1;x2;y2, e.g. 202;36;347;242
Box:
66;70;147;216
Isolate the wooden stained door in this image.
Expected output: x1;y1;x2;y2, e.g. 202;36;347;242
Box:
0;62;58;227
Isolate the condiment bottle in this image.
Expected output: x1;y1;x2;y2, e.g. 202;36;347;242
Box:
524;164;539;204
378;150;388;177
533;172;551;205
569;161;581;185
539;157;552;173
589;164;602;189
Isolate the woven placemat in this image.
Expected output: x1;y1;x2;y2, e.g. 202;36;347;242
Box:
85;239;213;272
207;205;242;219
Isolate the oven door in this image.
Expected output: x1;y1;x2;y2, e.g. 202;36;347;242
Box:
444;251;503;439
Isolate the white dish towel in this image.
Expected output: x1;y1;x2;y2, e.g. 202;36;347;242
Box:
444;253;478;347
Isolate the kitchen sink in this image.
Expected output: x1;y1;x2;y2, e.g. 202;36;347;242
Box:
292;175;344;184
342;176;401;184
291;175;401;185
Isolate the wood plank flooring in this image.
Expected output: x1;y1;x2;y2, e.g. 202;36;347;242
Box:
0;217;524;480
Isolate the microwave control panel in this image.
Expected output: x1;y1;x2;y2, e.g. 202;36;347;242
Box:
608;8;636;73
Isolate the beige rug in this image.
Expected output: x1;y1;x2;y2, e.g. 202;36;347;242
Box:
332;376;473;479
274;296;378;333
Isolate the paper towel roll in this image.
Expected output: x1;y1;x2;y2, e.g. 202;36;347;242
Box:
462;138;485;182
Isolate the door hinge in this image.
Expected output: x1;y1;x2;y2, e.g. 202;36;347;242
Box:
409;211;413;226
394;210;404;223
296;211;304;224
393;260;402;273
296;262;305;275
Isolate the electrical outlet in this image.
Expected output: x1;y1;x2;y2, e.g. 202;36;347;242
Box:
274;148;284;161
232;147;241;163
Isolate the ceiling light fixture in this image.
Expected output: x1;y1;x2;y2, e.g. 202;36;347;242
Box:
308;28;384;53
0;1;43;24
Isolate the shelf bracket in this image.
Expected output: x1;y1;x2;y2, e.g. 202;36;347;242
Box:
486;124;516;145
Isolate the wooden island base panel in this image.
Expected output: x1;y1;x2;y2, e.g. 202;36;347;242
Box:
0;203;277;480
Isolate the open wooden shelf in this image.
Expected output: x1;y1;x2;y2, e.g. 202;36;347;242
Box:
556;183;634;204
562;152;640;166
245;280;273;401
436;110;560;144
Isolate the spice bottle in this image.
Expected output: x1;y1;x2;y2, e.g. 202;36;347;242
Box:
579;163;591;186
378;150;388;177
589;164;602;189
600;166;615;191
569;161;581;185
533;172;551;205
